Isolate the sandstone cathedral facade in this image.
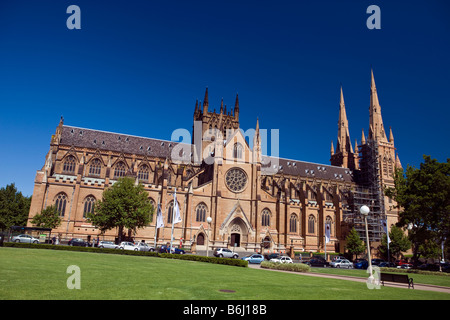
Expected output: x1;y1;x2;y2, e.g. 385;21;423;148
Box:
27;70;402;255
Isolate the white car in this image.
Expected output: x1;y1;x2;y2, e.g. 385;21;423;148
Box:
213;248;239;259
11;234;40;244
330;259;353;269
119;241;138;251
98;241;119;249
135;242;155;252
270;256;293;264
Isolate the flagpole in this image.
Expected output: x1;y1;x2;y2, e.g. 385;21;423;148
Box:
170;187;176;253
324;225;327;262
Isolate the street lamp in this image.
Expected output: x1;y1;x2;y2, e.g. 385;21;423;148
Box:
206;216;212;257
360;205;374;284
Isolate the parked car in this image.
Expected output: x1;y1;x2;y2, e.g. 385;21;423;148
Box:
264;253;281;261
119;241;137;251
306;258;329;268
397;263;412;269
242;254;265;264
159;245;185;254
379;262;396;268
11;234;39;244
371;259;385;266
213;248;238;259
353;259;369;269
135;242;155;252
330;259;353;269
270;256;293;264
98;241;119;249
68;238;89;247
332;256;346;262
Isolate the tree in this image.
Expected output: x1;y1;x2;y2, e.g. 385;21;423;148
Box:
0;183;31;231
385;155;450;266
31;205;62;229
378;225;411;261
87;177;154;243
345;227;365;260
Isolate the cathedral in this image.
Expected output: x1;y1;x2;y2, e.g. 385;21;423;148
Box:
27;70;402;255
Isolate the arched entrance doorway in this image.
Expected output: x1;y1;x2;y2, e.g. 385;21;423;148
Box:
197;233;205;246
228;218;247;248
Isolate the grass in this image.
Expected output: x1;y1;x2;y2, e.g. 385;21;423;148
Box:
1;247;449;300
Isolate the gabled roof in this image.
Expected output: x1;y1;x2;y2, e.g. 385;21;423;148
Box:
59;125;355;182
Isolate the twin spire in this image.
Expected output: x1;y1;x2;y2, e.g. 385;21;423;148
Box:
195;87;240;120
331;69;397;170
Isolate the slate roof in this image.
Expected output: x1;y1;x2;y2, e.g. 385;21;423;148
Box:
60;125;354;182
60;125;185;159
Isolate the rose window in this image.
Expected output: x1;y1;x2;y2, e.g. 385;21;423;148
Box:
225;168;248;193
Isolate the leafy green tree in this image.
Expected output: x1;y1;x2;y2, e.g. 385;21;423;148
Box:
378;225;411;261
385;155;450;266
345;227;365;260
0;183;31;230
87;177;154;243
31;205;62;229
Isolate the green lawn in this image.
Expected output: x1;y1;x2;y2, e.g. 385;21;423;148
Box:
1;247;449;300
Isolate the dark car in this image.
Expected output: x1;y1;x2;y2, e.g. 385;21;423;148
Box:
354;259;369;269
264;253;281;261
371;259;385;266
379;262;396;268
68;238;89;247
306;258;329;267
159;245;185;254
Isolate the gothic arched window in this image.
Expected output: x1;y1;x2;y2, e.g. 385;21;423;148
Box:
195;203;207;222
261;209;271;227
308;215;315;234
55;193;67;217
114;161;126;179
63;155;76;174
233;143;243;159
138;164;149;182
83;196;96;218
290;214;298;233
89;158;102;176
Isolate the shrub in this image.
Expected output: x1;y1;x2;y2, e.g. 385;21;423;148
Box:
3;242;248;267
261;261;310;273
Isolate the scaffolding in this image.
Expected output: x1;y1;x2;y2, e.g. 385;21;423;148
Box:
343;139;386;242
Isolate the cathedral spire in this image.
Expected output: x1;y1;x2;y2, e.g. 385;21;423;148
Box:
234;93;239;120
337;86;353;153
330;86;357;170
203;87;209;114
369;69;388;142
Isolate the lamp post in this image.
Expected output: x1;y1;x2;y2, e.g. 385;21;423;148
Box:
206;216;212;257
360;205;374;284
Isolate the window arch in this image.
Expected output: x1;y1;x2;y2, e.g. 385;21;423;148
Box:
195;203;207;222
89;158;102;176
233;142;243;159
261;208;271;227
63;155;76;174
55;193;67;217
138;164;149;182
326;215;333;236
289;214;298;233
308;215;315;234
114;161;126;179
83;196;96;218
167;201;180;224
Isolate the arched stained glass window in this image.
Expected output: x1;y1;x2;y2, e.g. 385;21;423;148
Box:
55;193;67;217
261;209;271;227
63;155;76;174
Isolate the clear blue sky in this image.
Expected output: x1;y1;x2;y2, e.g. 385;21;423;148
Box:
1;0;449;197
